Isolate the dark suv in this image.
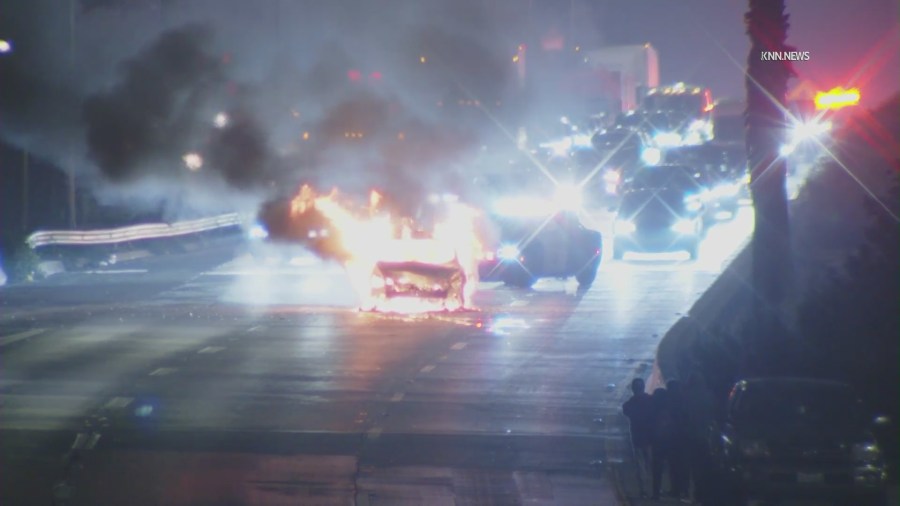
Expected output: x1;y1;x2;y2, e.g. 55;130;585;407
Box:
711;378;888;505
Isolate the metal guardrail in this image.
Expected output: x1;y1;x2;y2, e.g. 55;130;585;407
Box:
26;213;242;249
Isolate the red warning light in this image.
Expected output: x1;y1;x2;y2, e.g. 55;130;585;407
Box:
347;69;362;81
370;71;382;81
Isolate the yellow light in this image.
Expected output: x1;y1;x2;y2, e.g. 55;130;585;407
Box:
815;87;860;110
512;54;520;63
419;56;426;64
302;131;310;140
574;46;581;52
397;132;405;141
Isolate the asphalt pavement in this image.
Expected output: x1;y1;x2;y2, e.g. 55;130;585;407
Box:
0;209;752;505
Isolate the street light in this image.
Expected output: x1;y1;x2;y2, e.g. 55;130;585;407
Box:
0;39;12;53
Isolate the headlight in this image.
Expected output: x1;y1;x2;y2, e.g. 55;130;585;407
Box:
498;244;520;260
615;220;636;234
553;182;583;210
740;439;770;458
248;223;268;240
671;219;698;235
603;170;621;184
641;147;662;165
853;442;882;464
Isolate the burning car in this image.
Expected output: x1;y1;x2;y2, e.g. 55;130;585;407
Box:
283;185;481;313
367;237;469;312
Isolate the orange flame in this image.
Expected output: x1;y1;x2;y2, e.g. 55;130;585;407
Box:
289;184;482;313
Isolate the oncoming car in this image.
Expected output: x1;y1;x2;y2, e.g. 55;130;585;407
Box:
479;207;602;289
612;185;706;260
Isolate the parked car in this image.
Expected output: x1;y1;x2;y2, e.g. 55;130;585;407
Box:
711;378;889;505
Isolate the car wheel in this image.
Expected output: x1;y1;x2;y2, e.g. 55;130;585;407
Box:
503;266;536;288
575;256;600;288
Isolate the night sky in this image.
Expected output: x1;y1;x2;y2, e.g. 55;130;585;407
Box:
0;0;897;221
595;0;900;106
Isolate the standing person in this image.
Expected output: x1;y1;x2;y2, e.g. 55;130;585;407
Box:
666;379;691;501
622;378;654;497
650;386;674;500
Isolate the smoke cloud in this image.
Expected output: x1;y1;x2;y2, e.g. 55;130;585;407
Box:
1;0;530;229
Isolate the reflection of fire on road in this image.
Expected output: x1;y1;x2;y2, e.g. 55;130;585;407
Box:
288;184;482;313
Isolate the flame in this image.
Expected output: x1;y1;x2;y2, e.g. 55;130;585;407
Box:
288;184;482;313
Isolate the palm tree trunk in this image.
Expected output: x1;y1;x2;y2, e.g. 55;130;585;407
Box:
744;0;794;374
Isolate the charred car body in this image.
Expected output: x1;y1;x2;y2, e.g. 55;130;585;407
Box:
366;236;470;312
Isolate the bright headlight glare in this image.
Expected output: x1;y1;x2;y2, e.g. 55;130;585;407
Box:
603;170;621;183
498;244;520;260
641;147;662;165
672;219;697;235
248;224;268;240
616;220;636;234
553;183;583;210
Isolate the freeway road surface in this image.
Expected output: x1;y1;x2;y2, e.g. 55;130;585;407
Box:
0;209;751;505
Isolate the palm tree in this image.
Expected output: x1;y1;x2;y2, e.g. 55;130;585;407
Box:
743;0;794;373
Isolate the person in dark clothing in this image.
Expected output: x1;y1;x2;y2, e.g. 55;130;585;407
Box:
666;379;691;501
650;386;675;500
622;378;654;497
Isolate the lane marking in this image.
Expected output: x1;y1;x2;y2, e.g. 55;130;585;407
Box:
198;346;225;354
82;269;148;274
103;397;133;409
510;300;529;307
450;342;467;351
248;325;264;332
438;354;448;361
419;365;435;373
366;427;383;440
149;367;176;376
390;392;405;402
0;328;47;347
